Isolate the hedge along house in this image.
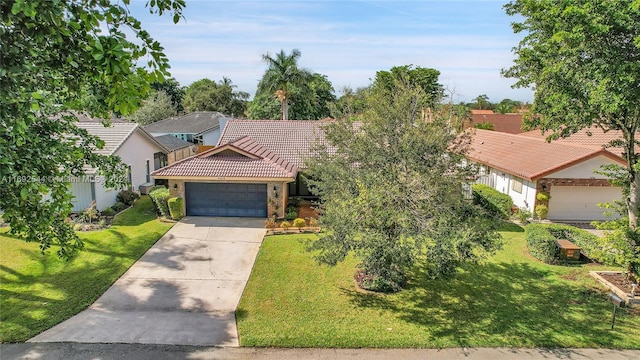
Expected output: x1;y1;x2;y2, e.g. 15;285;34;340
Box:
151;120;329;218
467;129;626;221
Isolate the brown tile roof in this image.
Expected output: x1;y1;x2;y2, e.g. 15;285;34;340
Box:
519;127;638;157
152;136;297;179
467;129;624;181
468;113;525;134
217;120;330;167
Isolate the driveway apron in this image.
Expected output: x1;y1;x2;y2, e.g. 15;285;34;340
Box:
28;217;266;346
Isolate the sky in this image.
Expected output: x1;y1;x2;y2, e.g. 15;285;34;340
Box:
128;0;533;103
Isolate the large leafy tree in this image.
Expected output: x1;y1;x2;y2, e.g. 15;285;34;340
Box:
151;77;185;113
248;73;335;120
503;0;640;278
306;81;501;292
0;0;184;257
182;77;248;116
258;49;312;120
373;65;443;107
129;90;177;125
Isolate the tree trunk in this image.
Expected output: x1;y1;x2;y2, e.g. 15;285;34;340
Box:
624;128;639;280
282;99;289;121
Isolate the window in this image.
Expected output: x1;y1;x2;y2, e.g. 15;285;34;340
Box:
511;177;523;194
154;152;167;170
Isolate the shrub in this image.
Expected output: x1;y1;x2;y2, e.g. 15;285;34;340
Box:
308;218;319;227
167;197;184;220
354;268;406;293
472;184;513;219
280;221;291;229
84;202;98;224
101;207;116;217
536;192;551;203
112;202;126;212
285;205;298;221
535;204;549;220
546;224;606;264
149;188;171;218
293;218;306;228
525;223;558;263
149;185;166;193
116;189;139;206
515;207;532;224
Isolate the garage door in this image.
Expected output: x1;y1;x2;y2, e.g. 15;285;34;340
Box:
547;186;622;221
185;182;267;217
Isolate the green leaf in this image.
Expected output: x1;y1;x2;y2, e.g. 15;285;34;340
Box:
20;187;28;200
30;102;40;111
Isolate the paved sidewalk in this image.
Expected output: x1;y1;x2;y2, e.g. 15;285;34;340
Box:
2;343;639;360
28;217;266;346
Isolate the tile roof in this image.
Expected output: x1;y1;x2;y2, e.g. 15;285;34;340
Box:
468;113;525;134
154;134;194;151
152;136;297;179
467;129;624;181
143;111;229;135
76;121;139;156
519;127;639;157
217;120;331;167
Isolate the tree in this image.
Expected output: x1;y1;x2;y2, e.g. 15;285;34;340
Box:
503;0;640;279
0;0;184;257
305;81;501;292
373;65;443;107
471;94;492;111
182;78;248;116
331;86;370;117
258;49;313;120
248;73;335;120
151;77;185;113
129;90;177;125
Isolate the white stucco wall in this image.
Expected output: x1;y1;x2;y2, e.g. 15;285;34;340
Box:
546;155;620;179
94;180;117;211
485;168;536;212
116;130;165;189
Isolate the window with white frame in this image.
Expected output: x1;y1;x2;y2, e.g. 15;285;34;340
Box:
511;177;523;194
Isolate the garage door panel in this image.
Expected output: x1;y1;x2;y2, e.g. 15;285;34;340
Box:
548;186;622;221
185;182;267;218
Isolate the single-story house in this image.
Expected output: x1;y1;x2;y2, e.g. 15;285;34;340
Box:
72;119;169;212
144;111;231;145
467;129;627;221
151;120;328;218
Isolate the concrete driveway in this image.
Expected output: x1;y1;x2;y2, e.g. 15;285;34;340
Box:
28;217;266;346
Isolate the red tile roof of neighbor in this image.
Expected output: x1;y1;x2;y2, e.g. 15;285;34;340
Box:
152;136;297;179
467;129;625;181
519;126;639;157
469;113;525;134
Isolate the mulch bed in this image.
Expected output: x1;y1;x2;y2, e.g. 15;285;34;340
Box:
599;272;640;296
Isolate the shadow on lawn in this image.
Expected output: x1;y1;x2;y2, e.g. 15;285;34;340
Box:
343;260;629;347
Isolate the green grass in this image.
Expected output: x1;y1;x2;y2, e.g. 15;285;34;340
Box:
237;223;640;348
0;196;173;343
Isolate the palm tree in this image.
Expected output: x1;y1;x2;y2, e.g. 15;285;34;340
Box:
259;49;311;120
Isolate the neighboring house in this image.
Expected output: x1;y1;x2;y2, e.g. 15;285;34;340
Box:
467;113;525;134
71;119;169;212
154;134;196;164
143;111;231;145
151;120;328;218
467;129;626;221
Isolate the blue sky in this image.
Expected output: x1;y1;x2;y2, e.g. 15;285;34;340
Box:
129;0;533;103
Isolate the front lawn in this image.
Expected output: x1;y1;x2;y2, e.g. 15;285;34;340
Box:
237;223;640;348
0;196;172;343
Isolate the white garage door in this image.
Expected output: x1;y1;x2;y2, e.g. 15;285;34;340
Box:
547;186;622;221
